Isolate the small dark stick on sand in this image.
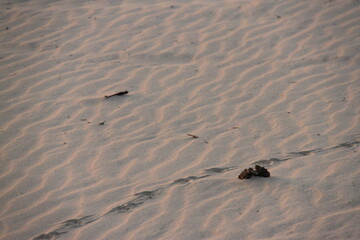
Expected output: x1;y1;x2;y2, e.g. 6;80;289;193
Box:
187;134;198;139
99;121;105;125
105;90;128;98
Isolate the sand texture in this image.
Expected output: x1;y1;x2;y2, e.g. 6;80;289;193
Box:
1;0;360;239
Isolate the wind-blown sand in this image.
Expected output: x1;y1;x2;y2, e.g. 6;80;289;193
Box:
1;0;359;239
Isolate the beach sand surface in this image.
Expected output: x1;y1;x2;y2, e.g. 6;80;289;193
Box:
0;0;359;239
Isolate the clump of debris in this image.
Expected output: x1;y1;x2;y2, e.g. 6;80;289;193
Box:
238;165;270;180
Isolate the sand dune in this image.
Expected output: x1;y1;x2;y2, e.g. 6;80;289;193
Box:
0;0;359;239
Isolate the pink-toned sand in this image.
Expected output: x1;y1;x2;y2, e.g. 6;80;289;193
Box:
1;0;359;239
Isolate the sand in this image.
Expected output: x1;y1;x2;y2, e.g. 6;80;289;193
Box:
0;0;359;239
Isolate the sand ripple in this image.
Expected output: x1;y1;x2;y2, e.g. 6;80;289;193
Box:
0;0;359;239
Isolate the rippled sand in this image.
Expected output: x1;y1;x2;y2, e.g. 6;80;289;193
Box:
1;0;359;239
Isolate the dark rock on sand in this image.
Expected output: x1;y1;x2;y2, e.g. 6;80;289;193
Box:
238;165;270;180
238;168;253;179
254;165;270;177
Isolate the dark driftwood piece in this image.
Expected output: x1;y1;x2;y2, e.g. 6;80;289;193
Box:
105;90;128;98
238;165;270;180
